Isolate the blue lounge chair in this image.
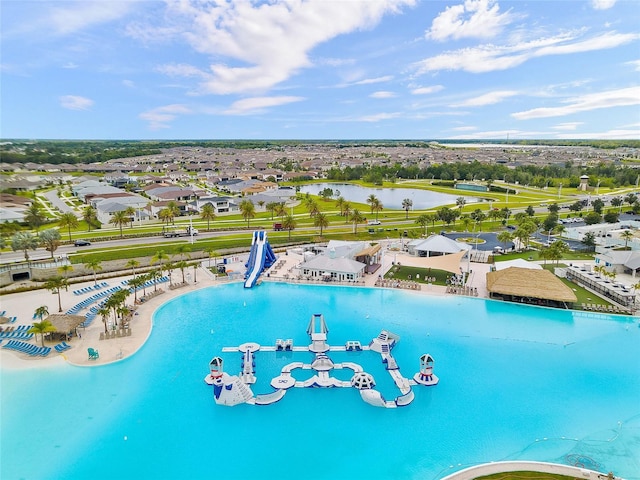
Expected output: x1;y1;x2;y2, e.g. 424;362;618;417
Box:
88;347;99;360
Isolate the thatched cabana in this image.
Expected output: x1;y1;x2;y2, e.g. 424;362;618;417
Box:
486;267;577;308
45;314;87;340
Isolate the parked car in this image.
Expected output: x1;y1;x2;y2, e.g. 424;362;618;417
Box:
74;239;91;246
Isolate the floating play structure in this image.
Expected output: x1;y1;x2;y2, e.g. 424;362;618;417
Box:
204;314;439;408
244;230;277;288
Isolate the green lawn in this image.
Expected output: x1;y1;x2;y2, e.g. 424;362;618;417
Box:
476;472;581;480
496;250;595;262
383;264;451;285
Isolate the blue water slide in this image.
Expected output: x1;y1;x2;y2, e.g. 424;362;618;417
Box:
244;231;276;288
245;231;259;269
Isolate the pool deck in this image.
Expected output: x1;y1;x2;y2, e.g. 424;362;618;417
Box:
1;247;637;370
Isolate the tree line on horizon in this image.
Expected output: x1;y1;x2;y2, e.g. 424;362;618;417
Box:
1;139;638;165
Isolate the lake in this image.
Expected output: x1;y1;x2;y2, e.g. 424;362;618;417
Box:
299;183;481;210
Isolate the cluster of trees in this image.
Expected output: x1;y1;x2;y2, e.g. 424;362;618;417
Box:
9;228;65;261
3;139;637;166
326;159;640;188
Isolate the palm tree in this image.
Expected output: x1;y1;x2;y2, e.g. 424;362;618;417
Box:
27;320;57;347
126;259;140;278
459;215;473;232
125;206;136;228
282;214;297;241
402;198;413;219
58;212;79;241
342;202;352;223
139;272;151;297
98;305;111;333
176;260;188;283
150;268;162;292
84;259;103;286
239;199;255;227
620;230;634;249
127;275;145;304
366;194;378;215
158;208;172;225
204;247;218;268
350;209;365;234
371;198;383;221
314;212;329;238
11;231;39;262
497;231;513;251
57;264;73;291
415;214;430;235
39;228;61;259
266;202;278;220
34;305;49;322
200;203;216;231
335;197;346;216
166;201;181;222
275;202;287;220
151;250;170;287
24;202;46;230
45;277;66;312
174;244;191;262
82;205;97;231
110;210;129;238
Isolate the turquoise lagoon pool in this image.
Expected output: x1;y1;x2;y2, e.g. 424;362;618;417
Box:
2;283;639;480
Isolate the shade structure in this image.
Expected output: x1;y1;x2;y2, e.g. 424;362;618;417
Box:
486;267;578;303
45;314;87;334
402;250;467;275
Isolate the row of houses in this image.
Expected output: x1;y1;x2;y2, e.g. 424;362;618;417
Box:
1;171;300;225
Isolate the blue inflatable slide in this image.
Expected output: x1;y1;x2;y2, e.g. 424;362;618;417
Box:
244;231;276;288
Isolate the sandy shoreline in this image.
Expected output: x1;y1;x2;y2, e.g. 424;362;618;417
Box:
0;249;464;371
4;247;630;372
0;266;226;370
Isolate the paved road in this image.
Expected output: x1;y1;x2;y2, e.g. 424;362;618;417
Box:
441;232;515;252
41;189;76;215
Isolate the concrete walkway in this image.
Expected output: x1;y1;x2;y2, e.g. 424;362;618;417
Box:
441;460;617;480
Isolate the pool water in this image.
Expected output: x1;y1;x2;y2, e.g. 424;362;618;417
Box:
2;283;639;480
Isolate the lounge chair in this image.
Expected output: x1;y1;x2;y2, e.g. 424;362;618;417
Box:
88;347;99;360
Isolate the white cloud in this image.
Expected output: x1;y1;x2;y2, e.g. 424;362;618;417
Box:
426;0;515;41
626;60;640;71
591;0;617;10
411;85;444;95
451;126;477;131
512;86;640;120
559;128;639;140
448;128;533;139
49;2;134;36
139;104;192;130
370;91;396;99
552;122;583;131
60;95;94;111
223;96;304;115
149;0;413;95
413;31;640;74
122;80;135;88
157;63;208;78
354;76;395;85
453;90;518;107
357;112;401;122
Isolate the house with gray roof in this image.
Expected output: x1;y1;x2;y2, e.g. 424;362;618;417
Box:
295;240;381;282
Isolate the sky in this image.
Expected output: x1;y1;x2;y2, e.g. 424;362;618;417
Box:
1;0;639;140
